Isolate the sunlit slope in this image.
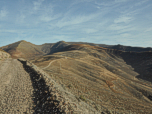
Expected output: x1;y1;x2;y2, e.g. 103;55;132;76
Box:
33;44;152;114
0;40;44;59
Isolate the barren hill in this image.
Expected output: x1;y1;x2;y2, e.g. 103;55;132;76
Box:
1;40;152;113
39;41;70;54
33;44;152;113
0;40;44;59
2;40;151;60
0;58;99;113
108;44;152;52
0;40;70;59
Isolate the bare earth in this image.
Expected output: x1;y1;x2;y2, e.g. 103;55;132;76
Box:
0;58;99;114
0;59;34;113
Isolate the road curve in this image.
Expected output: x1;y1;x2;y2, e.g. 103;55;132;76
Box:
42;60;56;70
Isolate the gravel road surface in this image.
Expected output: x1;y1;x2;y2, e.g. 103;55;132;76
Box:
0;59;34;114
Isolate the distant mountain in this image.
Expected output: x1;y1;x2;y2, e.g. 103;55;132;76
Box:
108;44;152;52
67;43;152;52
42;41;70;54
39;43;54;54
0;40;44;59
1;40;152;59
36;41;69;54
67;42;113;48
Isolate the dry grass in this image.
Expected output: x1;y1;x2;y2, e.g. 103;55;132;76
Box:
33;45;152;114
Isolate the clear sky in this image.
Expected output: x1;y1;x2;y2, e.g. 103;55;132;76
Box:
0;0;152;47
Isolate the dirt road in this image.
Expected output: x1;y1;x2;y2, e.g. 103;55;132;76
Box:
0;59;34;113
42;60;56;70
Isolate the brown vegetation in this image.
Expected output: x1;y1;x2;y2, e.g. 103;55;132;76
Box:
1;40;152;113
33;43;152;114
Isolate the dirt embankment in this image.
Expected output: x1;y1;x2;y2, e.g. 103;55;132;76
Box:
0;58;100;114
18;58;100;114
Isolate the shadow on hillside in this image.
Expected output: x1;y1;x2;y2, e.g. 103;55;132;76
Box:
119;52;152;83
19;60;63;114
118;52;152;101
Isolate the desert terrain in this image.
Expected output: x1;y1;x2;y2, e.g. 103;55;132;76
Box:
0;40;152;114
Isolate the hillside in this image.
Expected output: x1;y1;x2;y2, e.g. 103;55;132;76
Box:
0;58;99;113
0;49;10;60
0;40;70;59
1;40;152;113
39;41;152;55
38;41;70;54
33;44;152;114
119;51;152;82
0;40;45;59
2;40;151;60
108;44;152;52
67;43;152;52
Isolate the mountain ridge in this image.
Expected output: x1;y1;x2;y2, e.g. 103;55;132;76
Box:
0;40;45;59
1;40;152;113
1;40;152;57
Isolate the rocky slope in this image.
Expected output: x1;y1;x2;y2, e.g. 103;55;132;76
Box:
0;49;10;60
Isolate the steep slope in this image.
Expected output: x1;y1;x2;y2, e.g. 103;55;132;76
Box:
39;41;70;54
33;44;152;114
0;40;44;59
40;41;152;54
0;49;10;60
119;51;152;82
38;43;54;54
108;44;152;52
48;41;69;54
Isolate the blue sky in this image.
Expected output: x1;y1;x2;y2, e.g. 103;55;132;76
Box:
0;0;152;47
